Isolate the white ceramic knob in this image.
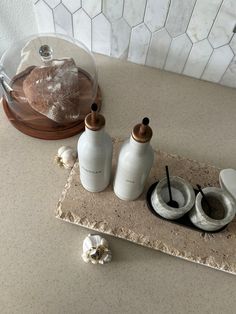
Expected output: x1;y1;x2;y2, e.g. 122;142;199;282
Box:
219;168;236;202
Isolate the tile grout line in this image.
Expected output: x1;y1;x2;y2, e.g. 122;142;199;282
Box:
164;0;172;27
79;9;92;51
121;0;125;17
91;9;102;55
229;33;235;45
219;50;235;84
184;0;198;34
163;26;174;68
53;0;62;10
92;11;102;20
162;32;172;70
219;58;234;85
141;0;149;65
71;2;82;15
181;41;193;75
126;21;146;62
125;23;133;61
142;0;148;24
105;10;112;57
213;41;234;50
113;0;145;64
144;29;152;65
164;0;197;72
56;2;72;36
42;0;56;32
206;0;224;40
200;43;214;80
182;38;214;78
81;9;92;51
91;14;93;53
59;2;73;37
70;10;74;37
218;32;236;83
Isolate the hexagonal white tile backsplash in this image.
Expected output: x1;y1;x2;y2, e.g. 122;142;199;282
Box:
34;0;236;88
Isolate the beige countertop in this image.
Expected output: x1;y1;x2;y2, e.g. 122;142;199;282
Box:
1;54;236;314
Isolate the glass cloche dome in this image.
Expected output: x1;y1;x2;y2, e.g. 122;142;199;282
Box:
0;33;101;139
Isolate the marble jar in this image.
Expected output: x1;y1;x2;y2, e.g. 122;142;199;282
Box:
189;187;236;232
151;176;195;220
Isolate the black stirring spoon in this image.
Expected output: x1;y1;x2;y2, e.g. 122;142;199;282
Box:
165;166;179;208
196;184;212;216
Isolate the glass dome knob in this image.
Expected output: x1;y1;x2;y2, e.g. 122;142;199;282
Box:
39;44;53;61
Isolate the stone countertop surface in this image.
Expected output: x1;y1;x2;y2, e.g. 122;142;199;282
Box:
1;54;236;314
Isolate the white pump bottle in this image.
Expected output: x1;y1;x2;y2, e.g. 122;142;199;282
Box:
77;104;113;192
113;117;154;201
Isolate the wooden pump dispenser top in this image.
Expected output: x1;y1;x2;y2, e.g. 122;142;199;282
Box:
85;103;105;131
132;117;153;143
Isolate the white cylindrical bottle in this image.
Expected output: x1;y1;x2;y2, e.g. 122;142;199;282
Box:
113;117;154;201
77;103;113;192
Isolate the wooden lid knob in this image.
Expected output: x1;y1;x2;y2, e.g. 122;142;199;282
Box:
132;117;153;143
85;103;105;131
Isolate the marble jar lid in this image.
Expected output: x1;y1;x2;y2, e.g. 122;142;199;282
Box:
189;187;236;232
151;176;195;220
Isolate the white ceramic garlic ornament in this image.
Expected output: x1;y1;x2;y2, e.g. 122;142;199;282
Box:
55;146;77;169
77;103;113;192
82;234;112;265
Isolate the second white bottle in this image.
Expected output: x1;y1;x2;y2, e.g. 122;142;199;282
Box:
77;103;113;192
113;117;154;201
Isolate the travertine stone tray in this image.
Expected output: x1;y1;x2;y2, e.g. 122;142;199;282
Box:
56;139;236;274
